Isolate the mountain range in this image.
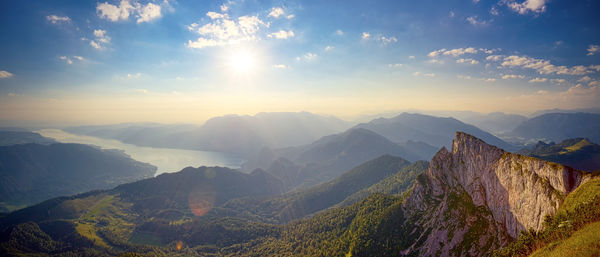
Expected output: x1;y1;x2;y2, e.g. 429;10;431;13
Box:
65;112;352;157
518;138;600;172
0;141;156;212
2;132;598;256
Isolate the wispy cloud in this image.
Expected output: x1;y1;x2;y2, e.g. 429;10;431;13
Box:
335;30;344;36
587;44;600;56
456;58;479;65
429;47;478;58
500;55;600;75
466;16;488;26
388;63;403;68
46;15;71;24
272;64;287;69
529;77;548;83
267;30;295;39
0;70;14;79
361;32;370;39
268;7;293;19
502;74;525;79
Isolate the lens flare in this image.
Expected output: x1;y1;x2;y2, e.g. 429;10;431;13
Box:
188;185;215;216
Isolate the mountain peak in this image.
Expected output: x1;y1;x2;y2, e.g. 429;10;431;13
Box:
404;132;591;256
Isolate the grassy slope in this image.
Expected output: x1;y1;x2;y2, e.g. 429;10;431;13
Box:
529;221;600;257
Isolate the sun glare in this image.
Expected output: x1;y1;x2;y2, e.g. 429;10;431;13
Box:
228;50;256;73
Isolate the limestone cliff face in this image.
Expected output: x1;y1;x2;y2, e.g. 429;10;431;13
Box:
403;132;591;256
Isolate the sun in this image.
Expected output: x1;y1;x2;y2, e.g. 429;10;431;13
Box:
228;50;256;73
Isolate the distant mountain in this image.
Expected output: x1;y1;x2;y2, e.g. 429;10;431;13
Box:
456;112;528;135
354;112;514;150
529;107;600;117
0;143;156;212
65;112;352;156
243;128;434;189
508;113;600;144
518;138;600;172
0;131;55;146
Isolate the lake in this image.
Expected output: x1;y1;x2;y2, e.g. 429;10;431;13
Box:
36;129;245;176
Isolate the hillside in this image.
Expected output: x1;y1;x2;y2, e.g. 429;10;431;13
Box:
243;128;432;189
0;131;55;146
509;113;600;144
354;112;514;150
0;143;156;212
224;155;418;223
518;138;600;172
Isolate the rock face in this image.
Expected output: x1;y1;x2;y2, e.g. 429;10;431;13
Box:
404;132;591;256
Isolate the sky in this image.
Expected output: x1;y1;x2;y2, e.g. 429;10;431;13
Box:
0;0;599;125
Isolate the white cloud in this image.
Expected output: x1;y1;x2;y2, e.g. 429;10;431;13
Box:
379;36;398;45
551;78;566;84
97;0;134;22
424;73;436;77
578;76;592;83
268;7;285;18
220;3;229;12
187;12;267;48
135;88;148;94
428;49;446;58
507;0;547;15
587;45;600;56
97;0;164;23
324;46;334;51
457;75;472;80
529;77;548;83
413;72;421;76
456;58;479;64
429;47;478;58
484;78;496;82
361;32;370;39
90;40;103;49
136;2;161;23
490;7;499;16
268;30;295;39
88;29;111;50
272;64;287;69
502;74;525;79
46;15;71;24
502;55;600;75
486;55;503;61
473;0;480;3
0;70;14;79
466;16;488;26
60;56;73;64
428;59;445;64
302;53;317;61
449;11;455;18
335;30;344;36
408;56;415;60
58;55;85;64
388;63;403;68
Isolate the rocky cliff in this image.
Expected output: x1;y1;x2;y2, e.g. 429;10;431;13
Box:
403;132;591;256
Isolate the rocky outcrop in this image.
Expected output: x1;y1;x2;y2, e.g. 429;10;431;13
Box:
403;132;591;256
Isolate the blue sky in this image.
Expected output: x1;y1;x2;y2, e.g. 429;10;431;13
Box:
0;0;599;125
